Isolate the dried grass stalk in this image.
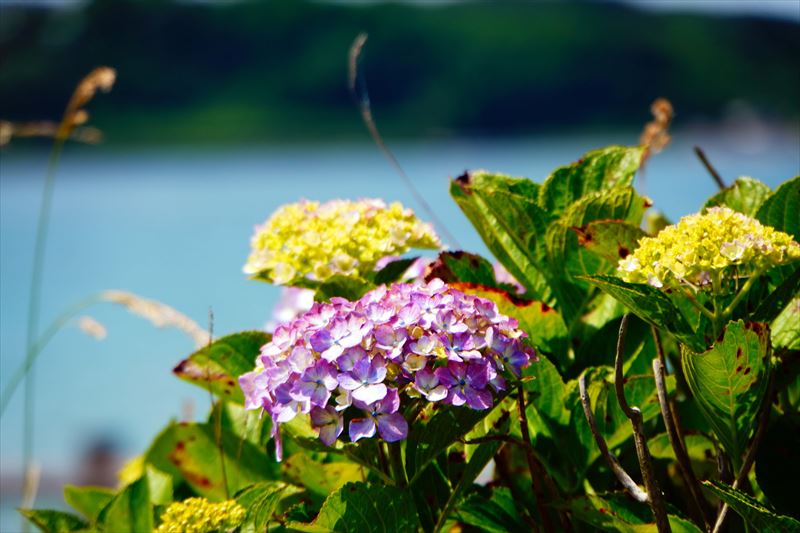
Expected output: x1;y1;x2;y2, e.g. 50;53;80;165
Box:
101;290;209;348
640;98;674;165
78;316;107;340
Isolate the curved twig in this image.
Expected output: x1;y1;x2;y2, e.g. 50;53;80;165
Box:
693;146;726;190
653;357;713;530
614;315;671;532
579;374;649;503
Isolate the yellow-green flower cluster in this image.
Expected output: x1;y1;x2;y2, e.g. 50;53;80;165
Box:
156;497;245;533
618;206;800;288
244;199;440;285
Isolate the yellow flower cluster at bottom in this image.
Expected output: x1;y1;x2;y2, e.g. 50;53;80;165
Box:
618;206;800;289
156;497;246;533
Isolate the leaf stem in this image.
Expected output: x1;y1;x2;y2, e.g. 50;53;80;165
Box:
721;270;762;319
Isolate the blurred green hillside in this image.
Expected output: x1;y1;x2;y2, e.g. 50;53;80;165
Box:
0;0;798;145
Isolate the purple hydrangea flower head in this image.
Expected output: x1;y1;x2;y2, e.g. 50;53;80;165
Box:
238;279;536;456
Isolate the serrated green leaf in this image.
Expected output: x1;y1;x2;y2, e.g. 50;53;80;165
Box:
582;275;705;352
236;481;304;533
756;415;800;518
547;187;649;325
63;486;114;524
702;480;800;532
450;171;554;301
756;175;799;239
681;320;771;466
173;331;269;403
144;420;278;500
750;265;800;324
18;509;88;533
97;476;152;533
573;219;647;265
704;176;772;217
287;482;419;533
538;145;645;216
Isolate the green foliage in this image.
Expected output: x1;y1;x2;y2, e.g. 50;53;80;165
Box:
562;492;703;532
235;481;304;533
173;331;270;403
454;487;530;533
755;415;800;518
756;176;800;239
704;176;772;217
681;320;771;466
97;475;153;533
287;482;419;533
63;485;115;524
18;509;88;533
702;481;800;532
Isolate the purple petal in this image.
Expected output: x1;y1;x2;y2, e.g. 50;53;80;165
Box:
309;330;333;352
321;344;345;362
349;417;376;442
319;420;343;446
466;362;491;389
351;383;387;405
337;373;362;391
446;388;467;406
425;385;448;402
377;412;408;442
366;356;388;384
465;387;493;410
288;346;314;373
336;346;367;371
434;366;458;387
376;387;400;414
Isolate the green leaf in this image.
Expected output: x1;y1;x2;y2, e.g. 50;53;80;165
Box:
427;251;498;286
282;454;364;499
63;485;114;524
771;296;800;350
405;399;505;483
173;331;269;403
18;509;88;533
452;283;568;357
314;275;374;302
214;400;272;448
582;275;705;352
750;265;800;324
373;257;419;285
287;482;419;533
647;432;715;463
455;487;530;533
704;176;772;217
97;476;152;533
702;480;800;532
144;420;279;500
236;481;305;533
538;145;645;216
681;320;771;465
562;492;703;532
547;187;649;325
573;219;646;265
450;171;554;301
756;415;800;518
144;465;173;506
757;175;799;238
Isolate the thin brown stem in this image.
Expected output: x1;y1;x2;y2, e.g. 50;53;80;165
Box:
615;315;671;532
348;33;460;249
517;385;556;533
694;146;726;190
712;371;775;533
579;374;649;503
653;357;713;530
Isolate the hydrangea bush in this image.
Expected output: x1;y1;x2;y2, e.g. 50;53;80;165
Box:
21;146;800;533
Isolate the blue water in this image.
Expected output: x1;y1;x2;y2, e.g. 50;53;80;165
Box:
0;131;798;524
